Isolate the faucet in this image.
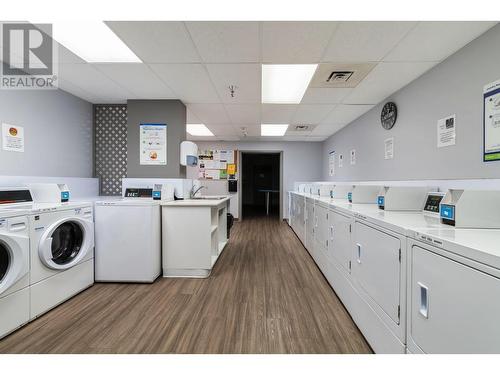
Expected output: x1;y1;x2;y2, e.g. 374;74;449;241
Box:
190;185;207;199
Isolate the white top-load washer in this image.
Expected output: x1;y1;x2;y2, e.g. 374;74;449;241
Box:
94;185;168;282
0;188;31;338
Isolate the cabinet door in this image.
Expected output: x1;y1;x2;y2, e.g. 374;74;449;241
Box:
410;245;500;353
352;221;401;324
328;210;352;273
314;205;329;248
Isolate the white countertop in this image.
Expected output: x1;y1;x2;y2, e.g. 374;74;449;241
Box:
290;190;500;269
160;196;230;207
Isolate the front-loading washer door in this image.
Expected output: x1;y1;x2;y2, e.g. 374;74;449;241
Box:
0;237;25;295
0;242;10;285
38;217;94;270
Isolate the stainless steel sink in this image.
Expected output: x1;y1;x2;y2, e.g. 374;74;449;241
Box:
190;196;226;200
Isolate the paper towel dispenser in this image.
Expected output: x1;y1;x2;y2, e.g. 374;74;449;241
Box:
180;141;198;166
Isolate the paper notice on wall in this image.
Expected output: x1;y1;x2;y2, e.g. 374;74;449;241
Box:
140;123;167;165
484;79;500;161
384;137;394;160
205;169;220;180
350;149;356;165
338;154;343;168
328;151;335;176
227;163;236;175
437;114;456;148
226;150;234;164
2;123;24;152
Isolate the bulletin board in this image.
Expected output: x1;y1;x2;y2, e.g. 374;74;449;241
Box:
198;149;238;180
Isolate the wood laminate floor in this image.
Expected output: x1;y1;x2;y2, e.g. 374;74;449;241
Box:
0;217;372;354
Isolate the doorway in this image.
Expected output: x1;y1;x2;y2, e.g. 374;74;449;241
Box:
240;152;282;219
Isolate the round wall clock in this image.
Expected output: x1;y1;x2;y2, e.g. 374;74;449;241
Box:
381;102;397;130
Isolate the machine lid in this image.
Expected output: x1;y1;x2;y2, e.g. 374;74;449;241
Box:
0;189;32;206
50;221;83;265
0;242;9;283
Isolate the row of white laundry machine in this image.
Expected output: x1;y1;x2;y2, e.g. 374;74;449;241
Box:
0;184;95;339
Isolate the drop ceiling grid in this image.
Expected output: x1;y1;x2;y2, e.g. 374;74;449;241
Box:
49;21;498;140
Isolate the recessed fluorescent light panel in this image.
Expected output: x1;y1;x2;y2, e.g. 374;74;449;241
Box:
262;64;317;104
187;124;214;137
51;21;141;63
261;124;289;136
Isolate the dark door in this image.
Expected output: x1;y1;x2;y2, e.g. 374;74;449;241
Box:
242;153;280;218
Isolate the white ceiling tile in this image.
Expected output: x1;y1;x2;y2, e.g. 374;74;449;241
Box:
301;87;353;104
186;21;260;63
188;103;230;124
311;123;345;136
321;104;374;126
149;64;219;103
186;135;219;142
106;21;200;63
205;124;238;136
187;109;201;124
343;62;435;104
384;21;497;62
292;104;336;124
58;45;86;64
224;104;260;124
261;104;298;123
307;136;328;142
57;82;99;104
282;135;312;141
58;63;134;103
262;22;338;63
206;64;260;103
94;63;176;99
322;21;417;62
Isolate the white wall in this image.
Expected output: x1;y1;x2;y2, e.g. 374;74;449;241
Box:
0;86;93;178
322;24;500;182
188;141;323;219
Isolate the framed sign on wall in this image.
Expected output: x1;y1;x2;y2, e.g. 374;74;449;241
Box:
140;123;167;165
484;79;500;162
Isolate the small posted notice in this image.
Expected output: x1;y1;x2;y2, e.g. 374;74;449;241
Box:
329;151;335;176
384;137;394;160
2;123;24;152
140;123;167;165
350;149;356;165
437;114;456;148
338;154;343;168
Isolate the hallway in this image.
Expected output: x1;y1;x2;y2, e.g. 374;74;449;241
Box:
0;217;371;354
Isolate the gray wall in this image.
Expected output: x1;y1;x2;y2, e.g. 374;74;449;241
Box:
322;24;500;182
126;100;186;178
189;141;323;219
0;86;93;177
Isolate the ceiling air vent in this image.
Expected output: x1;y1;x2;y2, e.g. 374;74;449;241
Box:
327;71;354;83
309;63;376;89
294;125;310;132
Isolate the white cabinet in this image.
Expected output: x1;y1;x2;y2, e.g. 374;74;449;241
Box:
290;193;305;245
328;209;352;273
305;197;315;254
351;219;407;352
314;203;330;273
352;221;402;325
408;241;500;353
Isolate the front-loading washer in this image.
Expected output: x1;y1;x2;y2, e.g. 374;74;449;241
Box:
25;202;95;319
0;189;31;339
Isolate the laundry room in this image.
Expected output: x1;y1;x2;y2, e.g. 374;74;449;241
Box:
2;0;500;373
